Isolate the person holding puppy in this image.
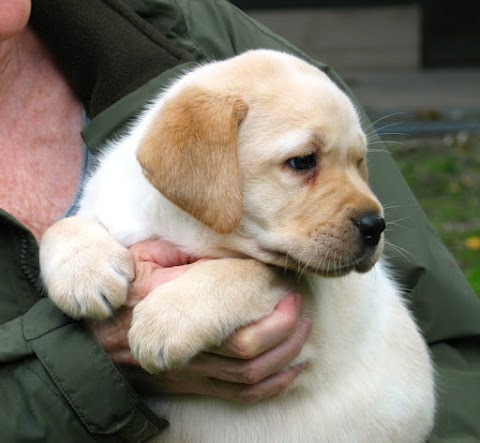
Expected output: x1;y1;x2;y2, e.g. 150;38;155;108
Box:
0;1;479;442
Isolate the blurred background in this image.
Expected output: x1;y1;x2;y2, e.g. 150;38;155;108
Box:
233;0;480;295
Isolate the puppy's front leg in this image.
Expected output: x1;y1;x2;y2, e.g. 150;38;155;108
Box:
40;216;134;319
128;258;285;373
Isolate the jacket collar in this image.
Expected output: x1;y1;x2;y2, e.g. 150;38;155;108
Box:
30;0;193;117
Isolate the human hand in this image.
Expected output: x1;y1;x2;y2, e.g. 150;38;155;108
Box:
87;238;197;365
126;291;311;403
88;238;311;403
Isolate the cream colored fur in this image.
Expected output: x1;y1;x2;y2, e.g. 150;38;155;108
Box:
40;50;435;442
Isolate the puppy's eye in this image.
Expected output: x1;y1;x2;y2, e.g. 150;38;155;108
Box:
357;157;368;177
287;154;317;172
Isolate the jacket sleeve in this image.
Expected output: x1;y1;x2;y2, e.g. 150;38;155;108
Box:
0;212;166;443
0;296;167;443
126;0;480;441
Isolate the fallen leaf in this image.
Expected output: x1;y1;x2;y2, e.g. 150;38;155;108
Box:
465;236;480;250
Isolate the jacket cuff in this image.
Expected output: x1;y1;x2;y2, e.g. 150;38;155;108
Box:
22;298;167;442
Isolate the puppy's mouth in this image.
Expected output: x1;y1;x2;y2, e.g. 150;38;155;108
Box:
259;247;378;277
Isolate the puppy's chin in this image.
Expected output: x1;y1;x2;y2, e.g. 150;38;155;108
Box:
259;240;383;277
352;241;384;274
354;256;379;274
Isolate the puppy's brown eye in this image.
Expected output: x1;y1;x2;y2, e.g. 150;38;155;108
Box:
287;154;317;171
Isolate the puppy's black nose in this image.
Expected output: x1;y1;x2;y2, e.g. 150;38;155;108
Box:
356;213;385;247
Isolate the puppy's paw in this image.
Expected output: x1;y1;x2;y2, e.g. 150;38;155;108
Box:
128;284;224;373
128;258;286;373
40;216;134;319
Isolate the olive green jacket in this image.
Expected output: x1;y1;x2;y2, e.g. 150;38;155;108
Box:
1;1;479;442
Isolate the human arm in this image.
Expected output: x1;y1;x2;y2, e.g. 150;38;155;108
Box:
0;216;164;443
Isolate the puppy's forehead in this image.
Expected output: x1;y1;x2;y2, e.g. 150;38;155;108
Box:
182;50;365;156
189;50;341;101
222;52;366;156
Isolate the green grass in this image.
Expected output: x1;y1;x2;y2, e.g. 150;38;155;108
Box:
388;133;480;295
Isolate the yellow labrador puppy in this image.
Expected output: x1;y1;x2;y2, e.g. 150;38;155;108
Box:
40;50;435;443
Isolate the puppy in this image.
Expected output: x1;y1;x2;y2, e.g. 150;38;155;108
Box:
40;50;435;443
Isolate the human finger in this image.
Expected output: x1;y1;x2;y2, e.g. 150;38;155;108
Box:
131;362;307;403
211;292;304;359
129;238;195;268
203;363;307;403
184;316;312;384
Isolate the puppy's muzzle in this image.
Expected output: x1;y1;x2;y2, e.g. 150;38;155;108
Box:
355;212;386;248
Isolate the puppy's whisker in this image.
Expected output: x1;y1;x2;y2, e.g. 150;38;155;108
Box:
328;251;335;274
384;240;415;262
304;253;316;278
281;244;299;275
367;148;392;155
335;252;343;273
368;133;407;141
282;247;295;275
305;276;315;294
365;135;406;152
296;253;302;275
284;246;295;274
327;249;335;274
321;251;332;275
378;131;407;138
368;138;404;143
317;245;330;275
298;245;313;281
386;217;409;229
313;244;325;277
362;111;407;134
382;202;403;211
368;140;404;148
282;257;289;275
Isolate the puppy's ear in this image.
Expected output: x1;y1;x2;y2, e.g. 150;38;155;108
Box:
137;86;248;234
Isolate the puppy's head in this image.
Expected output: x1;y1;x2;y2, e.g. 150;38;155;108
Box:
137;50;384;276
